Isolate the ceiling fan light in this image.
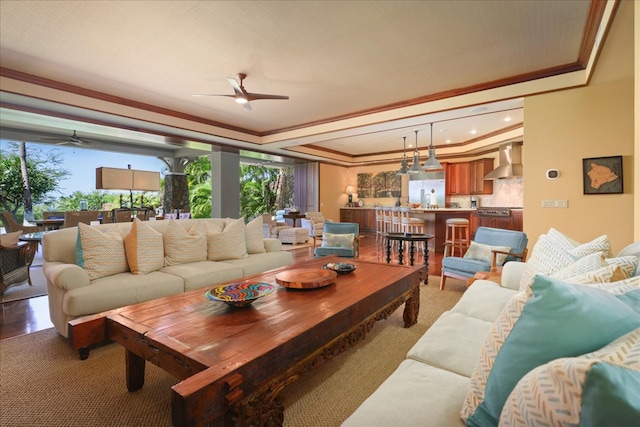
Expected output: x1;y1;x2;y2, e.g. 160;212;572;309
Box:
235;97;248;104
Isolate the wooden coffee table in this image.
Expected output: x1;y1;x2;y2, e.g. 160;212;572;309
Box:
69;256;423;427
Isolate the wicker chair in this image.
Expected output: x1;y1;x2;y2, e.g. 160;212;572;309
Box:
1;212;45;233
261;214;292;238
0;241;34;297
301;212;326;238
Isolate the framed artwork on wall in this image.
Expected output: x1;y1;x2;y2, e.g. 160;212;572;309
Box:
582;155;623;194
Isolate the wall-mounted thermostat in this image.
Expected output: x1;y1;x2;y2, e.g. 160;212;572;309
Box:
546;169;560;180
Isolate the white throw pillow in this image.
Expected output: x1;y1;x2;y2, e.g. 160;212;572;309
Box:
463;241;511;266
205;218;248;261
244;216;266;254
321;232;354;248
164;220;207;266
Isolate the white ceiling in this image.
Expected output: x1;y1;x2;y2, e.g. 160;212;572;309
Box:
0;0;615;166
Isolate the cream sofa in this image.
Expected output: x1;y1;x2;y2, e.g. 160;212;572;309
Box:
42;218;293;338
342;236;640;426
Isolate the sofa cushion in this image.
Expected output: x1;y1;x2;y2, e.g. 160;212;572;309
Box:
463;241;511;266
450;281;516;323
341;360;467;427
63;270;184;316
124;218;164;274
442;256;491;275
245;216;266;254
462;275;640;427
77;223;129;280
500;327;640;427
164;220;207;266
407;311;493;377
206;218;248;261
160;260;245;291
222;251;293;277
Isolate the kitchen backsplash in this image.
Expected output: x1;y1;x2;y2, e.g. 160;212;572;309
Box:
450;177;524;208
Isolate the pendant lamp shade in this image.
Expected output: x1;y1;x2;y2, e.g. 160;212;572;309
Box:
408;130;423;174
397;136;409;175
423;123;442;170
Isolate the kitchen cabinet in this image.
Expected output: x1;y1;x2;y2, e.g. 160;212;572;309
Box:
469;159;494;195
470;210;524;239
511;210;523;231
446;162;470;195
340;208;375;233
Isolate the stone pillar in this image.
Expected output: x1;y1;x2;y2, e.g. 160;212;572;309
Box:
210;148;240;218
163;172;189;214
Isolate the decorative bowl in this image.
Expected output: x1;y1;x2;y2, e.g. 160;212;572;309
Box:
323;262;356;275
205;281;275;307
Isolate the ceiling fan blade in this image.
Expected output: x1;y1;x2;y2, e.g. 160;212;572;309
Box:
242;102;252;111
192;94;235;98
246;93;289;101
227;77;245;98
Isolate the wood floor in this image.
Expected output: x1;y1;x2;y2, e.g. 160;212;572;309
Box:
0;232;443;341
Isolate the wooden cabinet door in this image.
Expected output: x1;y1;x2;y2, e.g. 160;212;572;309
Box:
470;159;494;195
470;211;479;239
511;210;523;231
340;209;352;222
446;162;470;195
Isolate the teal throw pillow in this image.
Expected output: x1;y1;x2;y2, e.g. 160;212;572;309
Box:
467;275;640;427
75;229;84;268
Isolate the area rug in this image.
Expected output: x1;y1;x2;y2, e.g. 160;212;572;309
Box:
0;277;467;427
280;239;320;251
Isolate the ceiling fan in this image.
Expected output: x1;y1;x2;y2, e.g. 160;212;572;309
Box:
193;73;289;111
41;130;96;147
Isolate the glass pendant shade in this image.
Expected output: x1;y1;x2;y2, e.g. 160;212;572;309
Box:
397;136;409;175
422;123;442;170
408;130;423;174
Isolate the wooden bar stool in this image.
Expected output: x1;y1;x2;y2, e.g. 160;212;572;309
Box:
444;218;470;257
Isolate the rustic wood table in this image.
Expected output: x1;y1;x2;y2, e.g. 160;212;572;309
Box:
69;256;423;427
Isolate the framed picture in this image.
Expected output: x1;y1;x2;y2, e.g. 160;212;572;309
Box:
582;155;623;194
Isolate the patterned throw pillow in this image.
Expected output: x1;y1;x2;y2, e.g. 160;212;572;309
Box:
461;275;640;427
0;230;22;247
500;328;640;426
124;218;164;274
164;220;207;266
244;216;265;254
519;231;611;291
463;241;511;266
205;218;248;261
321;232;354;248
606;255;639;278
78;223;129;280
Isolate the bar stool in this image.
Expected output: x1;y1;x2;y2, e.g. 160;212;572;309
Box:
444;218;470;257
382;207;393;234
374;206;384;241
391;206;402;233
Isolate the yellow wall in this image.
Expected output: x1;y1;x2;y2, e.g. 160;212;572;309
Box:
319;162;349;222
523;0;635;252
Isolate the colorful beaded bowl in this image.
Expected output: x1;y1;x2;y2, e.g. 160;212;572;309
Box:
205;281;275;307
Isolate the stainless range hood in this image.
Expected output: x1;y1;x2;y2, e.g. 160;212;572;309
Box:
484;142;523;180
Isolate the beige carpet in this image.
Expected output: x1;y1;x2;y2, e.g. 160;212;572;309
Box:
0;250;47;303
280;240;320;251
0;277;467;427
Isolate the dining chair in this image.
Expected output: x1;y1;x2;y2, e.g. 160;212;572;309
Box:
62;211;101;228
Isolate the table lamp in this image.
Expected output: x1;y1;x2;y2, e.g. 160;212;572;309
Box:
345;185;355;206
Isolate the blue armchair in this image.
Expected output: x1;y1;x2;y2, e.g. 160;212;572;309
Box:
314;222;360;258
440;226;528;290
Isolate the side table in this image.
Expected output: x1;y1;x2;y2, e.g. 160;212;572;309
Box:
383;233;434;284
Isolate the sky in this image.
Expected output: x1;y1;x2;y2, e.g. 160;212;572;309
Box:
1;140;166;197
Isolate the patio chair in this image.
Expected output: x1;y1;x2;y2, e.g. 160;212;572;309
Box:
0;240;34;297
62;211;101;228
261;214;291;238
300;211;326;239
314;222;360;258
1;212;44;233
440;226;528;290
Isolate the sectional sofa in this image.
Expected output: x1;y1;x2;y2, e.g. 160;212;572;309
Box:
42;217;293;338
342;230;640;426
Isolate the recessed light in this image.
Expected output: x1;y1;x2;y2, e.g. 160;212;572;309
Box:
504;116;512;122
446;139;451;143
470;129;477;135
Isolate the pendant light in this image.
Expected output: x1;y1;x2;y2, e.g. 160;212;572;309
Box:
423;123;442;170
408;129;423;174
397;136;409;175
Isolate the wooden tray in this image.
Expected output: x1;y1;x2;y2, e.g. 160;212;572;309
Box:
275;268;338;289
